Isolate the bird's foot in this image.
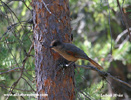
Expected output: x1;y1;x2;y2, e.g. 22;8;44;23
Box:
58;63;69;68
59;61;75;68
56;62;75;75
64;64;70;67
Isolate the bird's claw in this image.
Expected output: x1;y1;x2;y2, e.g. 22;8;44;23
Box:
59;64;69;68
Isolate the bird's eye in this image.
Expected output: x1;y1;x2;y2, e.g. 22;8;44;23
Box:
53;43;57;46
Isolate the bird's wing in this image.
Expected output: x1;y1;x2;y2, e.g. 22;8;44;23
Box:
66;50;78;57
64;43;88;59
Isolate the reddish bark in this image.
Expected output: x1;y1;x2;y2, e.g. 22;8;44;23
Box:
32;0;75;100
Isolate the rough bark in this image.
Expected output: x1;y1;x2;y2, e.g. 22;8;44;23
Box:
32;0;75;100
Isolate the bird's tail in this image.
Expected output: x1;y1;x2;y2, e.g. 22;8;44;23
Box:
88;57;103;70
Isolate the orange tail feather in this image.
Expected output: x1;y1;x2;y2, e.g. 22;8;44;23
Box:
88;58;103;70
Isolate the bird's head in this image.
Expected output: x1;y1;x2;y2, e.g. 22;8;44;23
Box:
50;40;63;51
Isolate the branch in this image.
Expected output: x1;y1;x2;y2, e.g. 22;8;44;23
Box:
6;0;22;4
115;27;131;43
0;20;33;41
76;65;131;88
22;0;32;11
41;0;61;22
0;85;33;92
0;67;22;75
21;77;36;92
76;88;94;100
116;0;131;41
41;0;51;14
0;0;24;29
6;44;34;99
0;23;17;40
107;0;113;54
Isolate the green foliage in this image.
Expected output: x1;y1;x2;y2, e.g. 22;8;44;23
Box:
87;81;105;99
71;0;131;99
0;0;34;100
113;41;131;64
0;0;131;100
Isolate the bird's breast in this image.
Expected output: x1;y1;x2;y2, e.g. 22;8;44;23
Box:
61;52;78;61
54;49;78;61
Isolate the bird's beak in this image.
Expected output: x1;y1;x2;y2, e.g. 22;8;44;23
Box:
49;46;53;48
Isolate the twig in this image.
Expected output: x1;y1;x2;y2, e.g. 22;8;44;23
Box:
22;0;32;11
115;28;131;43
0;19;33;41
0;67;22;75
21;77;36;92
6;0;22;4
1;2;32;58
6;44;34;100
0;23;17;40
0;85;33;92
76;65;131;88
0;1;32;57
116;0;131;41
117;35;129;50
41;0;61;22
41;0;52;14
107;73;131;88
0;0;24;30
107;0;113;54
76;88;93;100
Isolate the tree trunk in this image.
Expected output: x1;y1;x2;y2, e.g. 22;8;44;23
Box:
32;0;75;100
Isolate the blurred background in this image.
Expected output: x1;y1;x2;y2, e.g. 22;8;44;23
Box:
0;0;131;100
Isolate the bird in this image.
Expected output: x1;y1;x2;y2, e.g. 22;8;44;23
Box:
50;40;103;70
